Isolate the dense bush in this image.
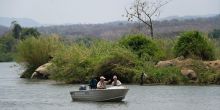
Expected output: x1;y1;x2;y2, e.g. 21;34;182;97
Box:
119;34;163;61
209;29;220;39
20;28;40;39
50;40;140;83
174;31;215;60
212;40;220;59
49;44;91;83
93;45;140;83
155;39;176;60
135;62;185;84
0;33;17;62
15;35;62;78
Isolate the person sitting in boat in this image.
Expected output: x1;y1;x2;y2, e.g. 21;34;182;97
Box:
97;76;110;89
112;75;122;86
89;77;97;89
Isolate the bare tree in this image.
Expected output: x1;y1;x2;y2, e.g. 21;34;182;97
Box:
125;0;169;38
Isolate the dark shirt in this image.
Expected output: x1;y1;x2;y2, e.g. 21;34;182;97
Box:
89;79;97;89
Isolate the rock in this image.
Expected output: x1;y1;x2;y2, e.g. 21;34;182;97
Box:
155;60;174;67
31;63;52;79
203;60;220;70
181;68;197;80
155;57;187;67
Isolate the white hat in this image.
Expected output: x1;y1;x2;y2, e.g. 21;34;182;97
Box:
100;76;106;79
113;75;117;79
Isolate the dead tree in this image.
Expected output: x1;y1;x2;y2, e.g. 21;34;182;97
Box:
125;0;169;38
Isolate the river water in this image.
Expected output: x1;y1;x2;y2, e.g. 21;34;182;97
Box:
0;62;220;110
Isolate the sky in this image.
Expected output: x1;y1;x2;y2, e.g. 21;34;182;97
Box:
0;0;219;25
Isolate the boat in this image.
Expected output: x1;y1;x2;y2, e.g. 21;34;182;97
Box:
70;86;129;102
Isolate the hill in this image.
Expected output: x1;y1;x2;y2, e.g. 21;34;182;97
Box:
0;17;41;27
37;15;220;39
0;25;8;36
1;15;219;39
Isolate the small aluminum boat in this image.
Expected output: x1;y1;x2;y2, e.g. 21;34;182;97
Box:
70;86;129;102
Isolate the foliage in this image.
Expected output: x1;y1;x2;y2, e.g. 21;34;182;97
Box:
119;34;163;61
49;44;91;83
134;62;185;84
11;21;40;40
21;28;40;39
212;39;220;59
13;31;220;84
15;35;62;78
11;22;22;39
50;40;140;83
174;31;215;60
155;39;176;60
92;42;140;83
73;36;99;47
0;33;17;62
209;29;220;39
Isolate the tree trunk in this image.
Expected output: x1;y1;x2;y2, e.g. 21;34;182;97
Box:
149;18;154;39
150;24;154;39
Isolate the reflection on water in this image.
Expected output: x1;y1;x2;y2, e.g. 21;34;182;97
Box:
0;62;220;110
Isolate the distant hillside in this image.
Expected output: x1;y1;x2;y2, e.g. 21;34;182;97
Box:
38;14;220;39
0;17;41;27
0;25;8;36
1;15;219;39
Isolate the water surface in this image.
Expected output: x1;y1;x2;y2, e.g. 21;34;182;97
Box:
0;62;220;110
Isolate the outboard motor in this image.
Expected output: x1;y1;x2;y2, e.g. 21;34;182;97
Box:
79;85;87;90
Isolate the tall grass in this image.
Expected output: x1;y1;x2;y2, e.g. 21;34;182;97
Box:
155;38;176;60
50;40;141;83
15;35;62;78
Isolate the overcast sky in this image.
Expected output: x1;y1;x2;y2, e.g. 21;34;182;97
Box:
0;0;219;24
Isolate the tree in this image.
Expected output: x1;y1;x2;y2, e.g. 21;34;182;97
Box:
174;31;215;60
21;28;40;39
119;34;163;61
209;29;220;39
125;0;168;38
11;21;22;39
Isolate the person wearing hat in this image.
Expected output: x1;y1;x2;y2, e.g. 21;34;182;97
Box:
112;75;122;86
97;76;111;89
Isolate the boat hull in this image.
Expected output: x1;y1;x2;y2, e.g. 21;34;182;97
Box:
70;87;129;102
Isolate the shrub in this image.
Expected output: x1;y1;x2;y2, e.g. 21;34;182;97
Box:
174;31;215;60
212;39;220;59
155;39;176;60
119;34;163;61
209;29;220;39
15;35;62;78
0;33;17;62
50;40;140;83
93;46;140;83
49;44;92;83
142;62;183;84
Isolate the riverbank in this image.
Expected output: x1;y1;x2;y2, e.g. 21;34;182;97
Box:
17;58;220;85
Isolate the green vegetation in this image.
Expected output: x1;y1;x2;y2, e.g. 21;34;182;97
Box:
50;40;141;83
0;33;16;62
209;29;220;39
119;34;163;61
12;30;220;84
0;21;41;62
11;21;22;39
174;31;215;60
20;28;40;39
15;35;62;78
